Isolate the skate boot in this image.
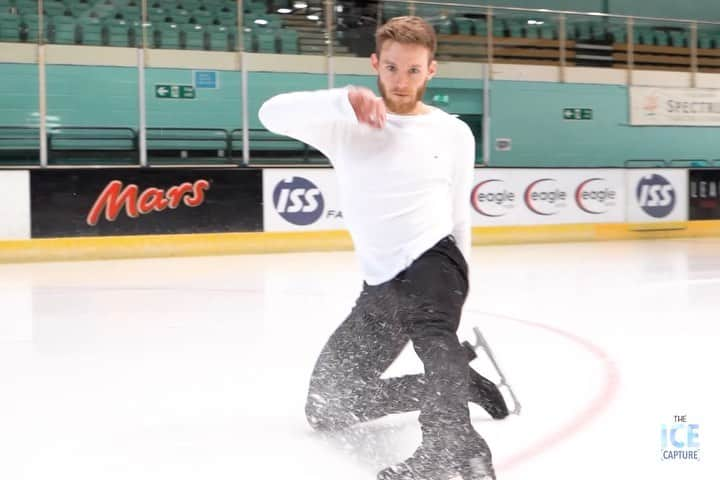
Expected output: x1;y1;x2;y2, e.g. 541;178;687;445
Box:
468;367;509;420
377;426;496;480
463;341;508;420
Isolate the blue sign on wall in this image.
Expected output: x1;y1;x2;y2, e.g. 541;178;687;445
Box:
194;71;218;89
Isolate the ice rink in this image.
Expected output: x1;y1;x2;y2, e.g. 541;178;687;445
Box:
0;237;717;479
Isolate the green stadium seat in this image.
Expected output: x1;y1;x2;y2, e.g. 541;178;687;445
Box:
119;5;141;21
207;23;231;50
256;28;275;53
574;22;593;40
492;20;505;37
669;30;686;47
14;0;38;15
179;0;201;11
20;14;45;41
190;9;212;26
435;19;453;35
157;22;181;48
698;34;712;49
540;24;554;40
455;17;473;35
382;2;407;21
525;25;539;39
278;28;297;54
172;7;191;23
655;30;670;46
79;16;103;45
44;2;69;17
0;12;21;41
214;12;235;26
149;8;171;23
608;26;626;43
506;20;524;38
106;18;132;46
91;1;116;20
69;3;93;17
472;19;487;36
243;28;255;51
244;0;266;13
183;23;205;49
635;27;654;45
51;15;77;44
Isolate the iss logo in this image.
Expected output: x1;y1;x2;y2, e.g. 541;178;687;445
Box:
470;179;516;217
575;178;617;214
660;415;700;462
636;174;676;218
272;176;325;226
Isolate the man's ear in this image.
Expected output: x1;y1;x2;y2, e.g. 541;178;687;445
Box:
371;52;380;73
428;59;438;80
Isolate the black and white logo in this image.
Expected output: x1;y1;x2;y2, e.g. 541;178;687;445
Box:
636;174;676;218
272;176;324;225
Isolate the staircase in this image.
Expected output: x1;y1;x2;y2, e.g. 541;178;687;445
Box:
280;9;352;55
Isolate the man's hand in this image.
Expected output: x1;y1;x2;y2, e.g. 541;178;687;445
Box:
348;87;386;129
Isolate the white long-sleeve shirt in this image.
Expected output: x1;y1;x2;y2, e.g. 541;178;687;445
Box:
259;88;475;285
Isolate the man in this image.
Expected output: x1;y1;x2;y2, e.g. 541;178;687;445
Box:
260;16;505;480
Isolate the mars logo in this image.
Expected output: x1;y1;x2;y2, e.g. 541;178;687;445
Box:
273;176;325;226
524;178;567;216
470;179;516;217
636;174;675;218
575;178;617;214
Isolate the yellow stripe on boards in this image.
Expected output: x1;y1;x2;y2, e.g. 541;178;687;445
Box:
2;221;720;264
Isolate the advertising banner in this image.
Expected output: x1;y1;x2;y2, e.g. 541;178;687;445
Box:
630;87;720;126
626;169;688;223
689;169;720;220
30;169;262;238
0;171;31;240
471;169;625;226
263;169;346;232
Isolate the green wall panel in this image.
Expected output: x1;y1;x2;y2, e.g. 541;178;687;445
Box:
0;63;39;126
145;68;242;130
489;80;720;166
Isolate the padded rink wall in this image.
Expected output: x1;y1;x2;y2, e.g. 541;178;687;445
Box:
1;167;720;263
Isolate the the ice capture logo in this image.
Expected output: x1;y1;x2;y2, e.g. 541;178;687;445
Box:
636;174;675;218
660;415;700;462
273;176;325;225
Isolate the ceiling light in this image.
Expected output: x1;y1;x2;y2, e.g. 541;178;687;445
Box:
307;14;319;20
277;8;292;13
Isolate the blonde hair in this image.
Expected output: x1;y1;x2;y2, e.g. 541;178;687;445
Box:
375;16;437;61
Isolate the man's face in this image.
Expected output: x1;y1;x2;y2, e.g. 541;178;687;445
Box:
371;40;437;114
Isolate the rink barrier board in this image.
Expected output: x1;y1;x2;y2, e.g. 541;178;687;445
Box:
2;221;720;264
29;168;263;238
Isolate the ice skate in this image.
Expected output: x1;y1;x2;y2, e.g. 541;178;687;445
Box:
377;426;496;480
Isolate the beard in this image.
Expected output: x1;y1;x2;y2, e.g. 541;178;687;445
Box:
377;77;429;114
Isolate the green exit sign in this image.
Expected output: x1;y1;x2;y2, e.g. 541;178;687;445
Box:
563;108;593;120
155;84;196;99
